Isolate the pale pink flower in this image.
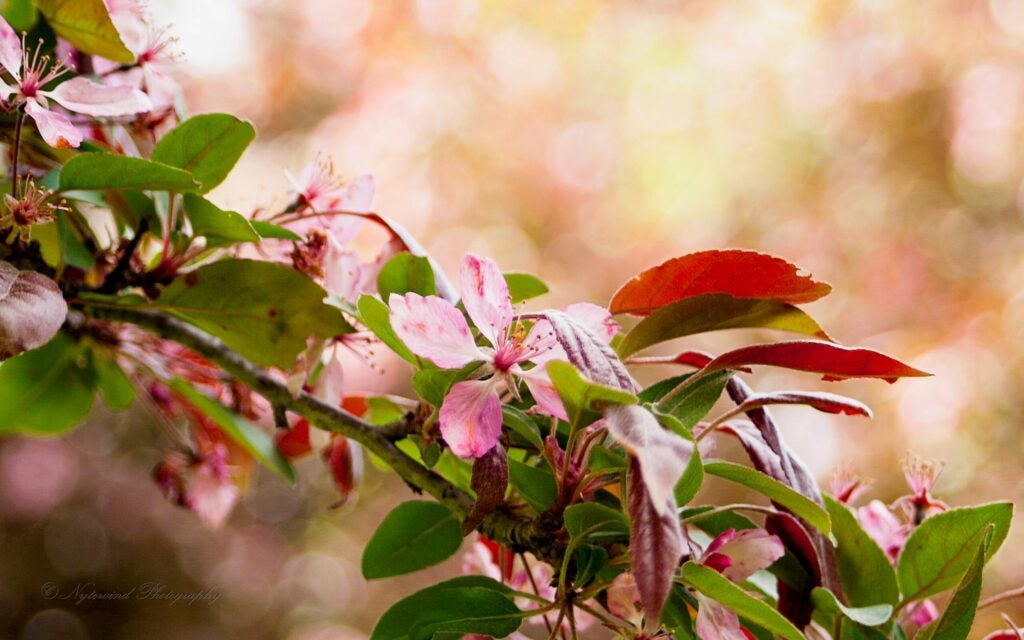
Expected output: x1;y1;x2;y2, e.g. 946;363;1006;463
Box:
857;499;910;563
694;528;784;640
0;17;151;147
607;573;643;627
389;253;616;458
908;599;939;628
285;158;376;242
894;455;948;522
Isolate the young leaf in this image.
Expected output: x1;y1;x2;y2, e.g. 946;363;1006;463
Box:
913;527;991;640
89;350;135;410
701;341;930;383
362;501;463;580
156;259;352;369
377;253;437;300
610;250;831;315
463;444;509;534
0;261;67;359
703;460;831;536
36;0;134;63
60;155;200;192
547;360;637;427
361;213;458;303
2;0;37;31
628;458;684;624
507;459;557;514
545;309;634;391
0;332;95;435
810;587;892;627
501;405;544;450
642;370;732;428
412;368;460;406
504;271;549;303
169;378;296;483
617;294;830;357
182;194;259;245
563;502;630;543
358;294;418;364
151;114;257;192
370;577;520;640
824;496;899;607
250;220;302;241
896;503;1012;603
682;563;805;640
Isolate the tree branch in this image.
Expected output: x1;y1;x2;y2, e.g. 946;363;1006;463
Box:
83;305;560;555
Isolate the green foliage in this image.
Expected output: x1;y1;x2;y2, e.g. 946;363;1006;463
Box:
377;253;436;300
155;259;352;369
0;333;94;435
250;220;302;240
36;0;133;62
703;460;831;535
361;501;463;579
501;405;544;450
914;527;991;640
824;496;899;607
90;350;135;410
151;114;257;193
370;576;520;640
60;155;200;192
358;294;418;364
811;587;892;626
563;502;630;543
641;370;732;428
896;503;1012;603
503;271;548;303
681;563;805;640
546;360;636;427
1;0;37;31
507;458;556;513
169;378;296;483
182;194;260;245
617;293;828;357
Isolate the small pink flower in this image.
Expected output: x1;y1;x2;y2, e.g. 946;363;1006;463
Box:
0;17;151;147
153;443;239;529
895;455;948;523
857;500;909;563
829;464;870;506
908;599;939;629
285;157;376;242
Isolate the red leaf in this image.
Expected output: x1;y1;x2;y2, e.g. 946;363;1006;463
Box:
463;443;509;534
703;341;930;383
545;309;635;391
724;390;872;420
322;436;362;503
627;458;683;627
610;250;831;316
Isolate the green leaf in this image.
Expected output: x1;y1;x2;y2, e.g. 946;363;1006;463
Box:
371;577;520;640
704;460;831;535
36;0;133;62
156;259;352;369
661;584;698;639
60;155;200;192
617;293;830;357
574;544;608;587
824;496;899;607
361;501;463;580
411;368;460;407
682;563;805;640
0;333;95;435
546;360;636;428
507;459;557;514
377;253;436;300
56;211;95;269
641;370;732;428
563;502;630;543
358;294;418;365
502;405;544;450
169;378;295;483
89;350;135;410
897;503;1012;603
504;272;548;303
1;0;37;31
914;528;990;640
811;587;892;626
250;220;302;241
151;114;256;192
182;194;259;245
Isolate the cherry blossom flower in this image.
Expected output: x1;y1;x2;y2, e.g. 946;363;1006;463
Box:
857;499;909;563
693;528;784;640
285;157;376;242
153;442;239;529
895;454;948;523
389;253;616;457
0;17;151;148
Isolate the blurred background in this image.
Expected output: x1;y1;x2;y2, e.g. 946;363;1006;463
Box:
2;0;1023;637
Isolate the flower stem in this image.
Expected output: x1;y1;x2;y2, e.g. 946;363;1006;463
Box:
11;108;24;198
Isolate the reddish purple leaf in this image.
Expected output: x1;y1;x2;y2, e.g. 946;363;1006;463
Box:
723;391;873;420
627;458;683;627
702;340;930;383
545;309;635;391
463;443;509;534
606;404;693;514
610;250;832;316
0;261;67;360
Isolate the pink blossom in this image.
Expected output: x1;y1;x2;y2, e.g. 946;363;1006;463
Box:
389;253;565;457
894;455;948;523
285;157;376;242
908;598;939;628
0;17;151;147
607;573;643;627
857;499;910;563
153;443;239;529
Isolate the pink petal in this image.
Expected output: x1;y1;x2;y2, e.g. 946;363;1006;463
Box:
0;16;21;79
314;348;346;406
333;173;376;213
695;593;748;640
565;302;620;343
516;366;568;421
389;292;486;368
25;100;82;148
439;379;503;458
44;76;152;117
909;599;939;628
606;573;643;624
460;253;513;348
704;529;785;583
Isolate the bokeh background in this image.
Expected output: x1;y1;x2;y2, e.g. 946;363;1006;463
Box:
2;0;1024;637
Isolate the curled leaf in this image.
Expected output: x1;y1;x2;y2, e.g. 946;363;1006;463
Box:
0;261;67;359
627;458;683;627
463;443;509;534
545;309;635;391
610;250;831;316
